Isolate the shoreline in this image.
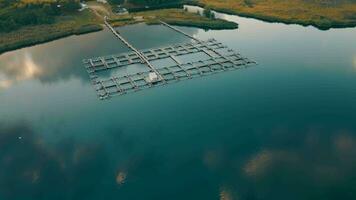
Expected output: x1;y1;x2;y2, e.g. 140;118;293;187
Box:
0;9;104;55
1;1;356;55
0;21;235;56
108;8;238;30
190;1;356;30
0;8;237;55
0;25;102;55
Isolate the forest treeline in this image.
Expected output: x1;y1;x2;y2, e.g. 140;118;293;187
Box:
0;0;80;32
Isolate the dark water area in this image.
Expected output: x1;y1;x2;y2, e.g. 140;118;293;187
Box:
0;10;356;200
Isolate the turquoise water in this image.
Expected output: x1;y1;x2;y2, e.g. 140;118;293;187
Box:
1;11;356;200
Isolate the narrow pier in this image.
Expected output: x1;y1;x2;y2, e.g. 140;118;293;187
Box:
160;20;257;65
159;20;199;42
104;17;164;81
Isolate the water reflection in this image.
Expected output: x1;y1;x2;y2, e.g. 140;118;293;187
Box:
0;8;355;200
203;150;224;170
0;25;199;91
180;124;354;199
211;125;356;199
244;150;275;177
219;186;234;200
0;53;43;89
0;121;113;200
2;122;356;199
0;45;90;91
117;23;199;50
116;171;127;185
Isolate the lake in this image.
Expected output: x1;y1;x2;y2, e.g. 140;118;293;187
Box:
0;9;356;200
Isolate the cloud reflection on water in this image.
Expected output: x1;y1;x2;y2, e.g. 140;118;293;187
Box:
0;121;114;200
2;120;356;199
240;126;356;199
0;25;200;91
197;125;356;200
0;53;43;89
219;186;234;200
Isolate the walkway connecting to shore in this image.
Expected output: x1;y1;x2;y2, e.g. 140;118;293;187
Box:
159;20;199;42
83;18;257;100
104;17;165;81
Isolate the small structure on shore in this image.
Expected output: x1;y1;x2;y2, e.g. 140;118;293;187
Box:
133;16;144;21
97;0;107;4
115;6;129;15
78;3;88;12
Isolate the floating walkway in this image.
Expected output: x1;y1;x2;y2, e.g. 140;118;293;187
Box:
104;18;164;81
83;18;257;100
159;20;199;42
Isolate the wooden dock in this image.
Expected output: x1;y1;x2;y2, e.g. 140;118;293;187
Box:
83;19;257;100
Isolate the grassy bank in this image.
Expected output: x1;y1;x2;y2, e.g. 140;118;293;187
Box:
0;10;102;55
194;0;356;30
0;2;238;54
109;9;238;30
142;9;238;29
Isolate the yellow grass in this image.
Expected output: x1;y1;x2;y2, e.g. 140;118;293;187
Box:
198;0;356;29
109;9;238;29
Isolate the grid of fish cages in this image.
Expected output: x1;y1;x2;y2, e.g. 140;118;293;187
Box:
83;39;256;100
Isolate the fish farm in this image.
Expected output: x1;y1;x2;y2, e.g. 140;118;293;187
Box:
83;19;257;100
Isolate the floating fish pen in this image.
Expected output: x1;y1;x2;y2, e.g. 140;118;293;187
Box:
83;19;257;100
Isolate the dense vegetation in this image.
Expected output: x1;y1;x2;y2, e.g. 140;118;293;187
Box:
0;0;355;54
109;0;356;29
108;8;237;29
0;2;102;54
0;0;81;32
196;0;356;29
127;0;180;6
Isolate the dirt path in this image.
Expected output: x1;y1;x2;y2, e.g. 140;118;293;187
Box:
87;2;115;18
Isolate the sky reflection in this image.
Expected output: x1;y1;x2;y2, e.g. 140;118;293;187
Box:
0;53;43;89
0;10;356;200
0;121;115;200
238;126;356;199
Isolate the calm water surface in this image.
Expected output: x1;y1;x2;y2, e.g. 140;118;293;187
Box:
1;11;356;200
